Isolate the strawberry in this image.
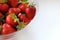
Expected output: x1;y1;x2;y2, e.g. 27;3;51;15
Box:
0;4;2;11
18;3;27;12
2;23;16;35
8;0;18;7
0;4;9;12
8;8;21;15
25;6;36;20
6;14;18;26
19;14;30;24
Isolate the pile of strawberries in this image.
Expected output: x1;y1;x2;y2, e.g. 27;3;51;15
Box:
0;0;36;35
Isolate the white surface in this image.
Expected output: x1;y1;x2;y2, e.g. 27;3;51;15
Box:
9;0;60;40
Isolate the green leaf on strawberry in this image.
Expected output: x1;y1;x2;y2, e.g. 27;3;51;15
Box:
11;14;17;20
11;14;26;30
21;0;27;2
16;21;26;30
0;0;7;3
18;0;28;4
11;14;20;23
30;2;36;7
2;0;7;3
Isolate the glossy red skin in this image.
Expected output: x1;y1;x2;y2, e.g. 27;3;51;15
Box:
0;4;9;12
19;14;30;24
2;23;16;35
8;0;18;7
18;3;27;12
8;8;21;15
6;14;17;26
25;6;36;20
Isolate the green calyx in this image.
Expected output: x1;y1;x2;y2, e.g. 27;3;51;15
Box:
21;0;28;2
18;0;28;4
11;14;20;23
30;2;36;7
0;0;7;3
11;13;26;30
16;21;26;30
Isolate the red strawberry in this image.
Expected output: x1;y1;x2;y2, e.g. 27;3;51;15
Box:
8;0;18;7
18;3;27;12
8;8;21;15
19;14;30;24
25;6;36;20
0;4;9;12
6;14;17;26
2;23;16;35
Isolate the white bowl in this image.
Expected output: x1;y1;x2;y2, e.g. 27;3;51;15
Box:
0;0;40;40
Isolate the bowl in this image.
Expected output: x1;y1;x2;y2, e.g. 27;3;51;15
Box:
0;0;40;40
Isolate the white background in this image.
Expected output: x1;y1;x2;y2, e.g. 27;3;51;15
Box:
9;0;60;40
